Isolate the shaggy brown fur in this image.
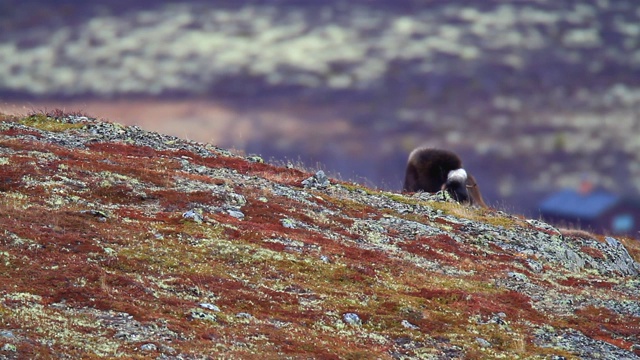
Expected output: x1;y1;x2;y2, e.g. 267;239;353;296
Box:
403;147;487;207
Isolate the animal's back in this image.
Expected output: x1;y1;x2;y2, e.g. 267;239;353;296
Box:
403;147;462;192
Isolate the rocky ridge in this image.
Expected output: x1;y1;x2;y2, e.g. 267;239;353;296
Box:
0;111;639;359
4;1;640;216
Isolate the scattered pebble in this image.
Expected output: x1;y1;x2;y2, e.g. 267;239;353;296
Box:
189;309;217;322
281;218;296;229
182;209;203;223
140;343;157;352
225;192;246;206
0;330;15;338
199;303;220;312
342;313;362;326
401;320;419;330
302;170;330;189
246;155;263;163
507;272;529;282
1;344;17;352
476;337;492;348
227;209;245;219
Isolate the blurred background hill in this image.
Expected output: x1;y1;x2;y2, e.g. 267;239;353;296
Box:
2;0;640;233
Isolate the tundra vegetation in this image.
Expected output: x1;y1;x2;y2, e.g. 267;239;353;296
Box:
0;111;639;359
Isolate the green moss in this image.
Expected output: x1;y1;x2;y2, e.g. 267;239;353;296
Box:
381;192;423;206
340;183;379;195
482;215;518;229
19;114;85;132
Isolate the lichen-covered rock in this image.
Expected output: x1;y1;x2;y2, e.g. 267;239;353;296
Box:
302;170;330;189
1;114;639;359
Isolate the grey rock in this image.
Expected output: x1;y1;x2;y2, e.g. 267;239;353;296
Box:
342;313;362;326
246;155;264;163
302;170;330;189
80;209;109;221
526;259;544;273
476;337;492;348
182;209;203;223
0;330;15;338
401;320;419;330
600;237;640;276
379;216;444;238
140;343;157;352
535;328;640;360
227;209;245;219
159;345;177;355
236;312;252;319
605;237;622;247
508;272;529;282
199;303;220;312
281;218;296;229
225;192;246;207
189;308;217;322
1;344;17;352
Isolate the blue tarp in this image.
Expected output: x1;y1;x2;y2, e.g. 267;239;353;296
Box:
539;189;619;219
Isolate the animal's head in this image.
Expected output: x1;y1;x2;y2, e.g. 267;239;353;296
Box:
443;168;471;204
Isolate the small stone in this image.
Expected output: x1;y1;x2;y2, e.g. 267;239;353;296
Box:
140;343;157;352
225;192;246;206
80;209;109;220
0;330;15;338
159;345;177;355
507;272;529;281
281;218;296;229
50;302;67;310
236;312;252;319
182;209;203;223
401;320;419;330
199;303;220;312
189;308;217;322
227;210;245;219
246;155;263;163
302;170;330;189
526;259;544;273
605;236;621;247
342;313;362;326
476;337;492;348
2;344;17;352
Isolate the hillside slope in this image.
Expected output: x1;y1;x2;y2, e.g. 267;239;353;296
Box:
1;112;639;359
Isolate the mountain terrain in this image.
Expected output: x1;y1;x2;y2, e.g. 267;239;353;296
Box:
1;111;640;359
2;0;640;218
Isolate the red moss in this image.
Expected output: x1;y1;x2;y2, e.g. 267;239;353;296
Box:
0;162;37;191
557;276;615;288
158;149;273;177
408;287;536;321
568;306;640;348
0;126;43;138
580;246;606;260
87;142;161;158
114;207;158;222
470;290;535;319
151;189;222;210
398;234;474;265
433;217;463;230
92;183;141;204
409;288;466;304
